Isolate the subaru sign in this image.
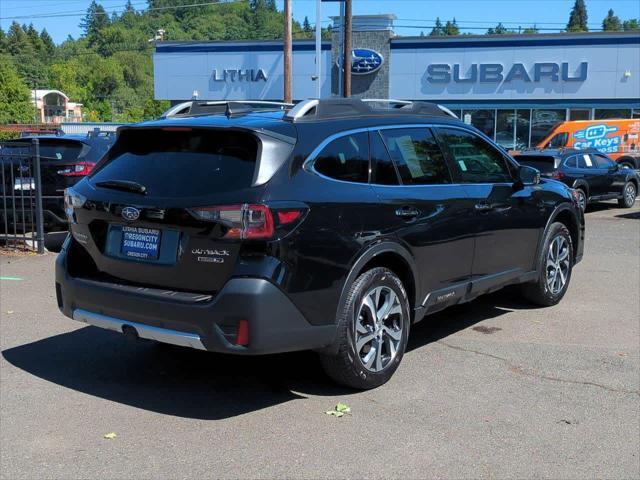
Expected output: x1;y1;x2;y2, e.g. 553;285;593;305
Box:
426;62;588;84
351;49;384;75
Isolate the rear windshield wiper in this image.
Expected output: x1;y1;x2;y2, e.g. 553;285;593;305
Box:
94;179;147;195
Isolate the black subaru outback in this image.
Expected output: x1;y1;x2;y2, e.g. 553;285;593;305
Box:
56;99;585;389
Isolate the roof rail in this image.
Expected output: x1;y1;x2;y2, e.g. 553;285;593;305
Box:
285;98;458;122
160;100;294;119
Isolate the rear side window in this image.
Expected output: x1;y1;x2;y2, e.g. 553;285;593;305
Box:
437;128;512;183
313;132;369;183
90;129;258;197
370;131;400;185
514;155;558;173
564;156;577;168
379;128;451;185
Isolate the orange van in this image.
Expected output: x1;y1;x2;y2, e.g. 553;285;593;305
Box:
537;119;640;169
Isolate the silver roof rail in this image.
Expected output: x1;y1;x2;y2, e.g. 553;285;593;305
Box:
437;105;458;118
285;99;320;120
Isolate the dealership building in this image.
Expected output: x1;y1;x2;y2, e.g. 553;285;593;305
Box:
154;15;640;149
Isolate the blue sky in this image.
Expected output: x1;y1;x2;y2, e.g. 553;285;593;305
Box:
1;0;639;44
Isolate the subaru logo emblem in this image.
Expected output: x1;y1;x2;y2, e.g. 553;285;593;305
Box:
121;206;140;221
351;48;384;75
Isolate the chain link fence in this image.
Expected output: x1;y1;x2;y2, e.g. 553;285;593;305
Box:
0;138;46;253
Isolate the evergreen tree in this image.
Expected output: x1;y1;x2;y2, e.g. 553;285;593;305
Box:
567;0;588;32
40;29;55;55
303;16;312;35
430;18;445;36
0;28;6;53
487;23;509;35
445;18;460;36
623;19;640;31
602;10;622;31
80;1;110;40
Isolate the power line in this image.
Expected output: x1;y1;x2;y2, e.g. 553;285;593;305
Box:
0;0;243;21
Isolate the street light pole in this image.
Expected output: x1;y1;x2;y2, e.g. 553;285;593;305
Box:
284;0;293;103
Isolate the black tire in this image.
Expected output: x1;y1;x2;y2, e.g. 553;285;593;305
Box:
319;267;410;390
618;181;637;209
575;187;587;212
520;222;574;307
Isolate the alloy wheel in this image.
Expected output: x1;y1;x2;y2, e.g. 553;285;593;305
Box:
624;183;636;206
546;235;570;295
576;190;586;211
354;286;404;373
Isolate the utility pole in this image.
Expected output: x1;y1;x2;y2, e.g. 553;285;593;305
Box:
343;0;352;97
315;0;322;98
284;0;293;103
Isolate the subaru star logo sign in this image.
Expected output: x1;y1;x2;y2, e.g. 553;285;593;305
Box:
121;206;140;221
351;48;384;75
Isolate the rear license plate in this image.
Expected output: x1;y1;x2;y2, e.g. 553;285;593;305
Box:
121;226;161;260
14;177;35;191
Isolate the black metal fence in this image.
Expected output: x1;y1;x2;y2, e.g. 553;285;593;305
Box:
0;138;45;253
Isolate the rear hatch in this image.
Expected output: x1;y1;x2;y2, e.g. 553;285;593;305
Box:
68;126;297;293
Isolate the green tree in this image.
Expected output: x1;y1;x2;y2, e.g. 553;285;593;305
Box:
567;0;588;32
487;23;509;35
602;9;622;31
622;19;640;31
430;18;445;36
303;16;312;36
40;29;55;55
0;56;34;123
0;28;7;53
522;25;539;34
444;19;460;36
80;1;111;43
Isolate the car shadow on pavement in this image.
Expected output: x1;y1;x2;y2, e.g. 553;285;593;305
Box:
2;289;535;420
615;210;640;220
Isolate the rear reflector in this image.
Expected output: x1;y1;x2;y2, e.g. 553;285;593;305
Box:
236;320;250;346
277;210;302;224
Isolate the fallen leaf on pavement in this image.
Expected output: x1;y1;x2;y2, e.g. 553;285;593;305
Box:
326;402;351;417
103;432;117;440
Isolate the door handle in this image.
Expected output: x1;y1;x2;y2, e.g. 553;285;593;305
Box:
395;206;420;219
474;202;494;212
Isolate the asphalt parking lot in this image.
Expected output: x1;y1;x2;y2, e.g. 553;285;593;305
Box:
1;202;638;479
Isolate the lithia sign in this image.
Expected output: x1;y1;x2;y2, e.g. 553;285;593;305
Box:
212;68;268;82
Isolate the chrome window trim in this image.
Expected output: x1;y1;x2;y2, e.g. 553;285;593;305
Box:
303;123;516;187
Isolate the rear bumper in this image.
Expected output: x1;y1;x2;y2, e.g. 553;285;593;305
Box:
55;248;336;355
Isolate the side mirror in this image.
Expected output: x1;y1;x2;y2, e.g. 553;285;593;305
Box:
517;165;540;186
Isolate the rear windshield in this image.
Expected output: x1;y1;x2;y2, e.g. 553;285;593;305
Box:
0;140;83;162
514;155;558;173
90;128;258;197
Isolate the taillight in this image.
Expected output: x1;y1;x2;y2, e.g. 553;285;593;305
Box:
188;204;275;239
549;171;566;180
57;162;95;177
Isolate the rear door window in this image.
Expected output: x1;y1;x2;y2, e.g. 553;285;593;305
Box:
90;129;259;197
379;128;451;185
313;132;369;183
436;128;513;183
564;156;577;168
577;153;594;169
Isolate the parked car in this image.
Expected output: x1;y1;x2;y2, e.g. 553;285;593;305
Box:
536;119;640;169
0;131;116;233
514;148;638;211
56;99;585;389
